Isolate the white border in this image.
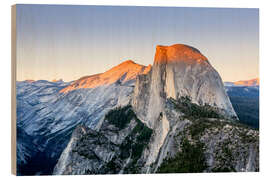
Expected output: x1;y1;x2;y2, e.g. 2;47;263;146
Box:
1;0;269;180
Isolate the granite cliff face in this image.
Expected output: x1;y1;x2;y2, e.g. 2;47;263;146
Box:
132;44;237;128
16;61;150;175
148;98;258;173
53;101;258;174
53;106;153;174
132;44;238;167
53;44;258;175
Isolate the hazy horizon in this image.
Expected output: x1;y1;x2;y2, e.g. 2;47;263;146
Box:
16;58;259;83
16;5;259;82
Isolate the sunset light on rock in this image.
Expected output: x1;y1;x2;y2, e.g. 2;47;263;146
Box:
60;60;151;93
155;44;208;65
13;5;259;176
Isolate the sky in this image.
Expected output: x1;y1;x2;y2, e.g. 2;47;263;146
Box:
16;5;259;82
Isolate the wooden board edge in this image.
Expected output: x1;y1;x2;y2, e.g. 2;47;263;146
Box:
11;4;17;176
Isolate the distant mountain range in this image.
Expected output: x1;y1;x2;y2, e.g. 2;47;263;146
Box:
24;76;259;88
225;85;259;129
16;44;259;175
224;78;259;87
54;44;258;174
16;61;151;175
223;78;259;129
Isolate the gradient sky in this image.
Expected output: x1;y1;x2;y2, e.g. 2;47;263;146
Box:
16;5;259;82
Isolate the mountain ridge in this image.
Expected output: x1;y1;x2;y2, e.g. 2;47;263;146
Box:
51;44;258;175
155;44;208;64
131;43;238;169
17;44;259;175
16;60;150;175
224;78;259;87
60;60;151;93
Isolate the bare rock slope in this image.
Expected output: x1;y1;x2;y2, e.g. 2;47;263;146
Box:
53;44;258;175
132;44;238;167
133;44;237;128
16;60;150;175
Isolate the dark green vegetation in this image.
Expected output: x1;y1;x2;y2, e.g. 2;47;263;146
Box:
157;96;258;173
119;111;153;173
158;138;207;173
170;96;221;119
71;96;258;174
73;106;153;174
212;140;236;172
226;86;259;129
72;130;110;161
105;105;135;129
157;98;218;173
105;106;153;173
188;118;222;139
229;96;259;129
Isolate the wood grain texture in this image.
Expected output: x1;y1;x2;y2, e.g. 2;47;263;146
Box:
11;4;17;175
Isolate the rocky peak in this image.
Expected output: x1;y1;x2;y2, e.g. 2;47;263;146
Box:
117;59;136;65
132;43;238;166
60;60;151;93
133;44;237;127
154;44;208;65
52;44;258;175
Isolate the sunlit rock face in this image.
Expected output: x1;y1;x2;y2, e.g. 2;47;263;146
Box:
60;60;151;93
133;44;237;127
132;44;238;167
53;44;258;175
154;44;208;64
16;60;151;175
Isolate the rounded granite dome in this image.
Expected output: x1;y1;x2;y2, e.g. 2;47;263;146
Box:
155;44;208;64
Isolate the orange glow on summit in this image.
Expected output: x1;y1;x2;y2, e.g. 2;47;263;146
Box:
234;78;259;86
154;44;208;65
60;60;151;93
